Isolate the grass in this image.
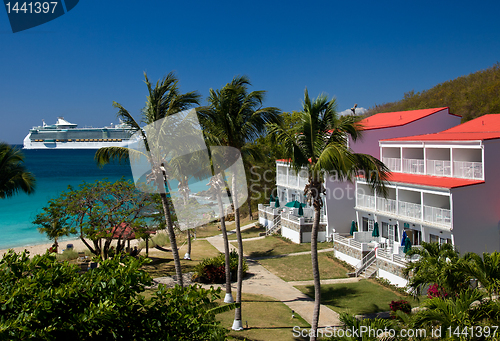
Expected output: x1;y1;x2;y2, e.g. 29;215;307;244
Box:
141;239;220;278
228;224;266;240
216;293;311;341
295;279;420;316
237;235;332;258
258;253;349;282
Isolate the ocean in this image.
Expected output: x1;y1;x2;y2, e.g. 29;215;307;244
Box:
0;147;211;249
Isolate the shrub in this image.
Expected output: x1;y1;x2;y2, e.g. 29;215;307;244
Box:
194;250;248;283
0;250;233;340
389;300;411;314
56;248;79;261
427;283;449;299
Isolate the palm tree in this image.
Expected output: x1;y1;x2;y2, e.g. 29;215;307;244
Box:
197;75;281;330
95;72;200;286
458;251;500;298
0;142;36;199
268;89;389;340
404;241;466;296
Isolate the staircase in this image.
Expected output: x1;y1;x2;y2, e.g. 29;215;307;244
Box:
354;249;377;278
358;261;378;278
266;215;282;235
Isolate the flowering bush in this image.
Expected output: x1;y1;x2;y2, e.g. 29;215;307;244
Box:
427;283;449;299
389;300;411;314
193;250;247;283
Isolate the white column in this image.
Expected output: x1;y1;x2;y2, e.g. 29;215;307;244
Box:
420;191;424;222
450;148;454;177
423;145;427;175
400;147;403;172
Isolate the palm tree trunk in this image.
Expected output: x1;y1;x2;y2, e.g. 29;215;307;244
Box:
185;229;192;259
216;187;233;303
160;192;183;286
310;200;322;341
247;198;253;220
232;173;244;330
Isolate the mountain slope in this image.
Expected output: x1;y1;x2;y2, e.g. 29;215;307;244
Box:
366;63;500;121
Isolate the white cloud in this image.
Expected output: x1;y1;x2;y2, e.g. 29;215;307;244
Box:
339;107;368;116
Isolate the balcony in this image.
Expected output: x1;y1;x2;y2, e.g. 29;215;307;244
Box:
427;160;451;177
398;201;422;220
424;205;451;226
377;197;397;214
454;161;483;180
382;157;401;172
277;174;287;186
402;158;424;174
357;193;375;210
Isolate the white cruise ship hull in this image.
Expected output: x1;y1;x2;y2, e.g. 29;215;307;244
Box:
23;134;132;149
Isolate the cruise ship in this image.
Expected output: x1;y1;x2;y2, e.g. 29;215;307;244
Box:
23;117;134;149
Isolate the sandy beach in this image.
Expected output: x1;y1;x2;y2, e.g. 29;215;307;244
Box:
0;237;141;258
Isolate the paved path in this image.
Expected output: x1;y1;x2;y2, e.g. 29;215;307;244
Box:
204;223;342;327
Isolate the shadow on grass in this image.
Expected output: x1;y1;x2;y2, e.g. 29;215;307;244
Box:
248;249;276;258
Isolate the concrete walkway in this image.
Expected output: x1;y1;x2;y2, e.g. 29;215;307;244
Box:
204;223;342;327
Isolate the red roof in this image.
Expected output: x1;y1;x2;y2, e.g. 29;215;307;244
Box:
359;107;452;130
383;114;500;142
383;172;484;189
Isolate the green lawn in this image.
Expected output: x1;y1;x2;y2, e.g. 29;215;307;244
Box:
295;279;419;316
141;239;220;277
217;293;311;341
227;224;266;240
258;253;349;282
236;235;332;258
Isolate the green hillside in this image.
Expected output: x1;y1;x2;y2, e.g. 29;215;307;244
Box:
366;63;500;121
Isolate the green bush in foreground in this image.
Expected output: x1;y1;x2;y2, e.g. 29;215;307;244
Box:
0;250;236;340
193;250;248;283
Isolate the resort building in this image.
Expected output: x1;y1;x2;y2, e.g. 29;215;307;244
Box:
258;107;461;245
335;114;500;287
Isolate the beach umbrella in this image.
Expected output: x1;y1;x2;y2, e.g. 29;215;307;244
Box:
401;230;408;247
274;197;280;208
350;221;357;235
372;222;380;237
403;236;412;254
298;204;304;216
285;200;306;208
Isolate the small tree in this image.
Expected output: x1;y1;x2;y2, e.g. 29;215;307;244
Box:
34;179;158;259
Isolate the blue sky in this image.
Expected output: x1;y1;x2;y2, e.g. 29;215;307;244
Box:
1;0;500;144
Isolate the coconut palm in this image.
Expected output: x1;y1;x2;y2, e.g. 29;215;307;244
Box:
268;89;389;340
95;72;200;286
412;289;488;335
404;241;466;296
197;75;281;329
458;251;500;298
0;142;36;199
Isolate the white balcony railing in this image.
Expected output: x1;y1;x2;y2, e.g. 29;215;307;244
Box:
402;158;425;174
377;197;397;214
424;205;451;226
454;161;483;180
277;173;287;186
398;201;422;220
357;193;375;210
382;157;401;172
427;160;451;177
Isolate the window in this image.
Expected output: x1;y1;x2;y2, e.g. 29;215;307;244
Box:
388;225;396;242
368;220;374;232
429;234;439;243
362;217;368;232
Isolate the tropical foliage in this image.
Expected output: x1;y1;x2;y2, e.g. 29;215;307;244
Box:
366;63;500;122
0;250;235;340
268;89;389;340
0;142;36;199
198;75;281;327
34;179;159;259
95;72;201;286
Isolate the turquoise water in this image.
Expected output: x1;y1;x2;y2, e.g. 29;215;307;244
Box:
0;147;210;249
